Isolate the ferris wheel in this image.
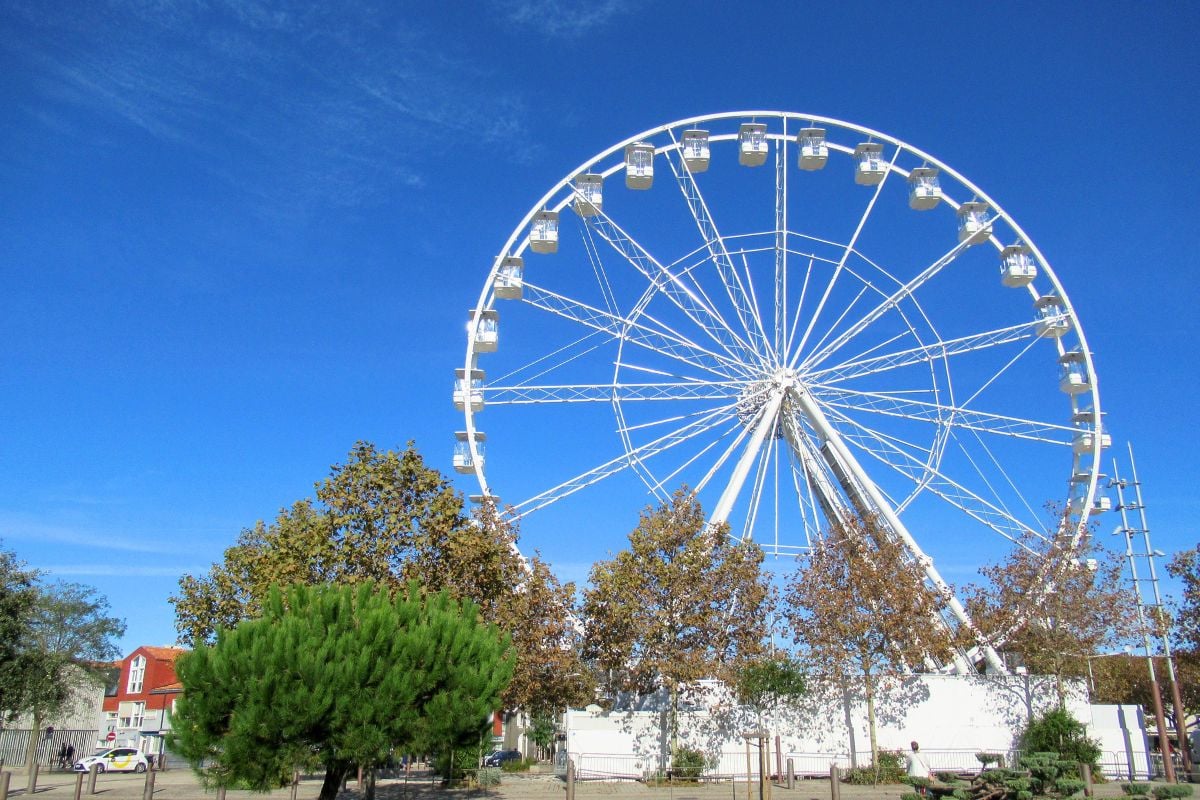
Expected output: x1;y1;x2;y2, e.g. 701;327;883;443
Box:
454;112;1109;672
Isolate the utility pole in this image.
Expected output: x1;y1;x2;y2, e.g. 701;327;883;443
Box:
1112;443;1190;780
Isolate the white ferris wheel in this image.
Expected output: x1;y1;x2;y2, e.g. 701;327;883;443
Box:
454;111;1110;672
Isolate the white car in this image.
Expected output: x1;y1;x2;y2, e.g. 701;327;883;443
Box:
74;748;149;773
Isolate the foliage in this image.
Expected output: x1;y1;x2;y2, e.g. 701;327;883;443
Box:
736;655;807;714
1086;651;1200;724
976;752;1004;768
581;489;772;713
1151;787;1194;800
966;522;1139;705
1121;783;1152;795
168;581;513;800
845;750;906;784
670;746;712;781
0;544;40;719
1167;544;1200;655
14;581;124;723
171;441;590;712
500;758;534;773
785;514;953;775
475;767;501;786
527;714;555;749
1020;708;1101;773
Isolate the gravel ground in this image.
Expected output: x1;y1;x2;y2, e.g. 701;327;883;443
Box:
0;766;1139;800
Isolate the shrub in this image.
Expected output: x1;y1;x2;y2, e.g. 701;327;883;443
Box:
951;789;970;800
475;767;501;787
1056;778;1087;796
500;758;534;772
670;746;710;781
901;793;923;800
935;770;963;783
846;750;906;784
1020;708;1101;773
1122;784;1152;795
1152;787;1194;800
976;752;1005;768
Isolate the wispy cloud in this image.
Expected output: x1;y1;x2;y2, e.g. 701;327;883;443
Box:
0;512;207;556
489;0;634;39
35;564;199;578
2;0;532;213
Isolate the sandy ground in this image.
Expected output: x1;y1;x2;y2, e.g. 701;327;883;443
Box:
0;766;1141;800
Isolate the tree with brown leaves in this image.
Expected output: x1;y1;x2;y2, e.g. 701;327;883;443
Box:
785;513;953;780
966;524;1139;706
171;441;590;713
581;489;773;743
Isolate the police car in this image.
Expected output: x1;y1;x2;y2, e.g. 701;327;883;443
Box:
74;748;149;773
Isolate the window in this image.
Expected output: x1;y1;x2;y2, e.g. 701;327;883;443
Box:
117;701;144;729
127;655;145;694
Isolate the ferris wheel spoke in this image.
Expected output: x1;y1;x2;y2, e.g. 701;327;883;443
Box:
666;134;776;365
807;319;1041;385
790;145;900;366
521;282;750;379
513;401;741;517
811;385;1076;444
821;404;1043;547
774;135;788;358
582;209;764;368
485;380;743;405
801;235;978;371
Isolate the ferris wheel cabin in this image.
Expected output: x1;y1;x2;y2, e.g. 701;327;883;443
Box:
494;256;523;300
1000;243;1038;287
682;129;710;172
1071;408;1112;455
1034;294;1071;338
453;431;486;474
529;210;559;254
469;308;499;353
907;167;942;210
957;201;991;244
738;122;768;166
1069;471;1113;514
573;173;603;217
453;368;485;412
797;127;828;170
1058;351;1091;395
625;142;654;189
853;142;887;185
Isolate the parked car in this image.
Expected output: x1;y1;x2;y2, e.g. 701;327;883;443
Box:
482;749;522;767
74;748;149;773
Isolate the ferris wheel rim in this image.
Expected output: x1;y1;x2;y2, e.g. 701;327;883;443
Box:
458;111;1106;661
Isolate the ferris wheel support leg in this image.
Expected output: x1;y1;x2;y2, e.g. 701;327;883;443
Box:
709;389;786;529
790;384;1007;675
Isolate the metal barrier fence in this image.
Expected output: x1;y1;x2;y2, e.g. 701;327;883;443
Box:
567;747;1160;783
0;729;99;770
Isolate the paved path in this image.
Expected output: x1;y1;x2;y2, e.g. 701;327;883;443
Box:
0;767;1138;800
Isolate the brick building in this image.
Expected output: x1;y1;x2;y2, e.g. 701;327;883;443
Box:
99;646;186;756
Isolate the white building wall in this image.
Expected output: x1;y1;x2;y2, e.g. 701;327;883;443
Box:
566;674;1148;779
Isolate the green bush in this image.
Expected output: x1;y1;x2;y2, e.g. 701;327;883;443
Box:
935;770;963;783
846;750;906;784
670;746;710;781
951;789;969;800
976;752;1005;768
1020;709;1101;773
1016;791;1033;800
500;758;534;772
475;767;501;787
1122;784;1152;795
1152;786;1194;800
901;793;923;800
1057;778;1087;796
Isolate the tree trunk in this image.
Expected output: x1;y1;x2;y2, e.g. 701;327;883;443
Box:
318;760;348;800
362;768;376;800
864;673;879;785
24;713;42;778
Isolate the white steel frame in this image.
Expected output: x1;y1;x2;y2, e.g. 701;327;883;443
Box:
460;112;1104;672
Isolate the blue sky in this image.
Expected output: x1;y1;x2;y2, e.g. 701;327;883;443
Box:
2;0;1197;654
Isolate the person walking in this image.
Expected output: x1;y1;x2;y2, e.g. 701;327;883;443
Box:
907;741;931;796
